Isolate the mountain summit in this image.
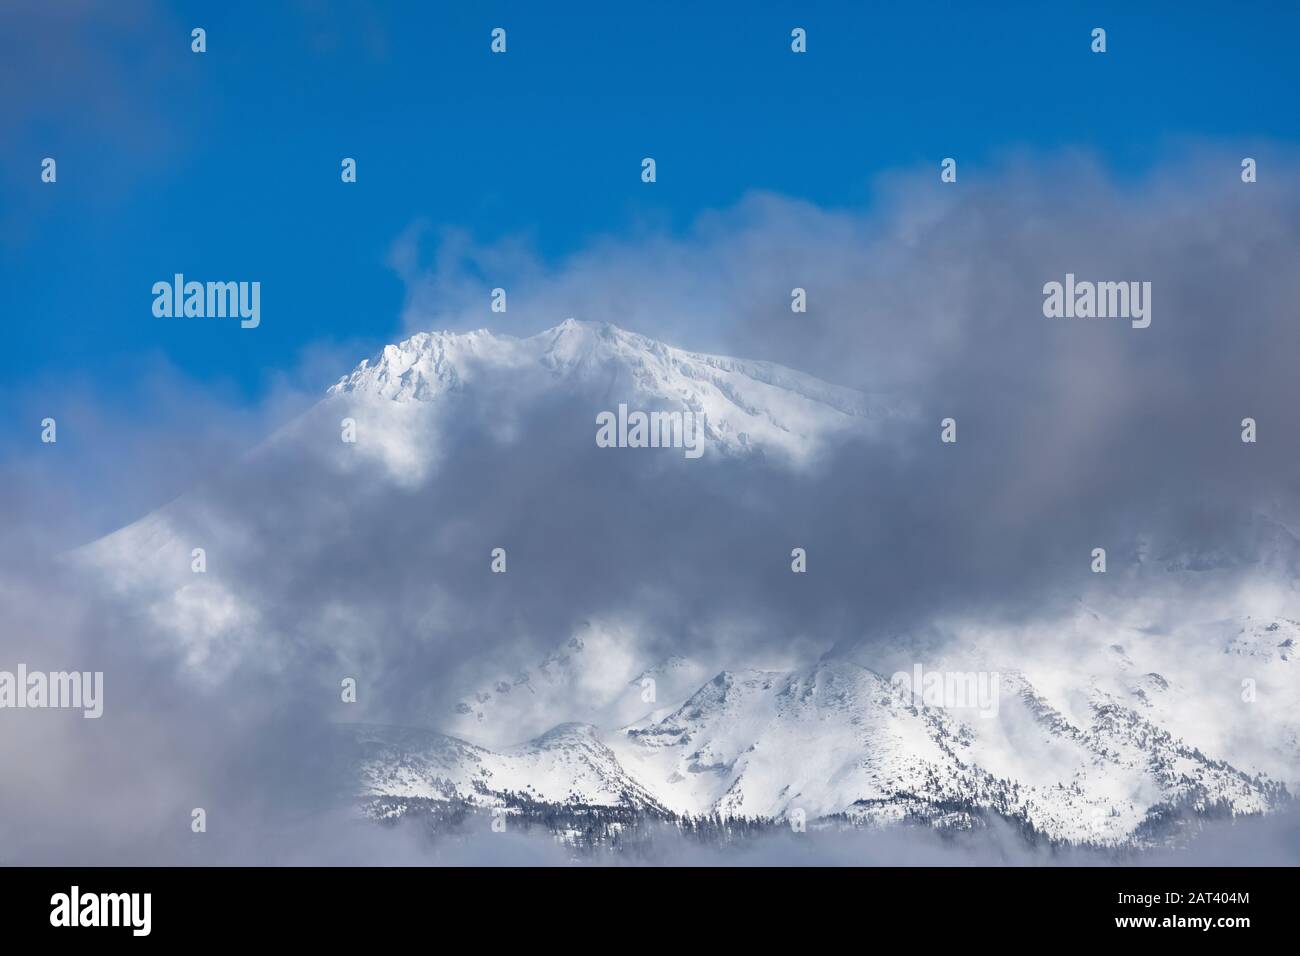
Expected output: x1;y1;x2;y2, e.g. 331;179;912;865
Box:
69;321;1299;854
326;320;902;462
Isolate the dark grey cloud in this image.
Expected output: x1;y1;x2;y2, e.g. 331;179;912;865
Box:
383;147;1300;647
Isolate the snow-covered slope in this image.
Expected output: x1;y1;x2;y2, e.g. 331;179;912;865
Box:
354;641;1291;847
443;621;722;748
352;721;662;812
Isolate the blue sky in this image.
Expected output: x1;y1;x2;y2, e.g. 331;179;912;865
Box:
9;3;1300;867
4;1;1299;413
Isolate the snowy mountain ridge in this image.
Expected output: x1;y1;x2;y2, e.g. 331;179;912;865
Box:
352;626;1295;848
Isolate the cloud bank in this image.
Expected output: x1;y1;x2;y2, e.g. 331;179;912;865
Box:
5;150;1300;863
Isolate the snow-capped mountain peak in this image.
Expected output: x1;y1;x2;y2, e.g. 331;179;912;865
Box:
325;320;903;464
